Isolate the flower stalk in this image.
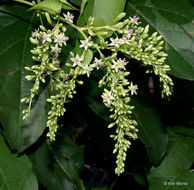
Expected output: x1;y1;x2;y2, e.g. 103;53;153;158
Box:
20;7;173;175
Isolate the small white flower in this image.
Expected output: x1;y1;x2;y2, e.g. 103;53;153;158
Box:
80;38;93;50
120;36;130;45
130;16;140;25
31;29;39;38
112;58;128;72
71;54;83;67
42;32;52;44
55;33;69;46
124;26;135;38
102;89;114;105
63;12;74;23
82;65;93;77
93;57;102;70
129;82;138;95
110;37;120;48
52;44;61;57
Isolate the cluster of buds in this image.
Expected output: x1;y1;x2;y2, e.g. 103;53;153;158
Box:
21;23;69;119
99;53;138;175
21;11;173;175
46;68;82;140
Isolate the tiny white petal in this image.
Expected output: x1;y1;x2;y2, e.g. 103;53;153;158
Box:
51;44;61;57
112;58;128;72
80;38;93;50
129;82;138;95
31;29;39;38
42;32;52;43
55;33;69;46
63;12;74;23
102;90;114;105
71;54;83;67
129;16;140;25
110;37;120;48
93;57;102;70
82;65;93;77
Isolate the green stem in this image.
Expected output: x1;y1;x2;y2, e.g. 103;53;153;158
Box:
95;45;103;57
60;17;87;39
14;0;33;6
39;14;43;26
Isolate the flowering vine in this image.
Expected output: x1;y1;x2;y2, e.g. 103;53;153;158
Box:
20;1;173;175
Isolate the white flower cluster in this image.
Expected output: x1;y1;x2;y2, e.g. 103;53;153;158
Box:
21;23;69;124
99;54;139;175
22;11;173;175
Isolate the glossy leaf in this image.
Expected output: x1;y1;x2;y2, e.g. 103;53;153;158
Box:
83;49;93;65
80;0;87;15
78;0;126;26
148;129;194;190
69;0;81;6
60;0;79;10
0;135;38;190
30;0;62;14
30;133;85;190
131;93;168;165
127;0;194;80
0;5;47;152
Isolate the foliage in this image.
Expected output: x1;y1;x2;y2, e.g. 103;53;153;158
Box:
0;0;194;189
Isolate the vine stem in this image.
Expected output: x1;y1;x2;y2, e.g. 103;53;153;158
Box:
13;0;33;6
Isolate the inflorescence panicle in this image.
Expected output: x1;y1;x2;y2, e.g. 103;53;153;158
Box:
21;10;173;175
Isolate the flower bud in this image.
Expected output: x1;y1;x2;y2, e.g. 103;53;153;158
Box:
114;12;126;23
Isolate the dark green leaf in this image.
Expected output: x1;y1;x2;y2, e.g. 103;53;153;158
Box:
30;0;62;14
134;173;147;186
30;133;85;190
70;0;81;6
80;0;88;15
0;134;38;190
60;0;79;10
148;129;194;190
170;125;194;138
0;5;47;152
131;93;168;165
78;0;126;26
126;0;194;80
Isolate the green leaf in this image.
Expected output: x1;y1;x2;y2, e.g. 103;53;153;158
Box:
170;125;194;138
126;0;194;80
131;93;168;165
148;129;194;190
60;0;79;10
78;0;126;26
80;0;88;15
0;5;47;152
0;134;38;190
30;132;85;190
69;0;81;6
83;49;93;65
30;0;62;14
